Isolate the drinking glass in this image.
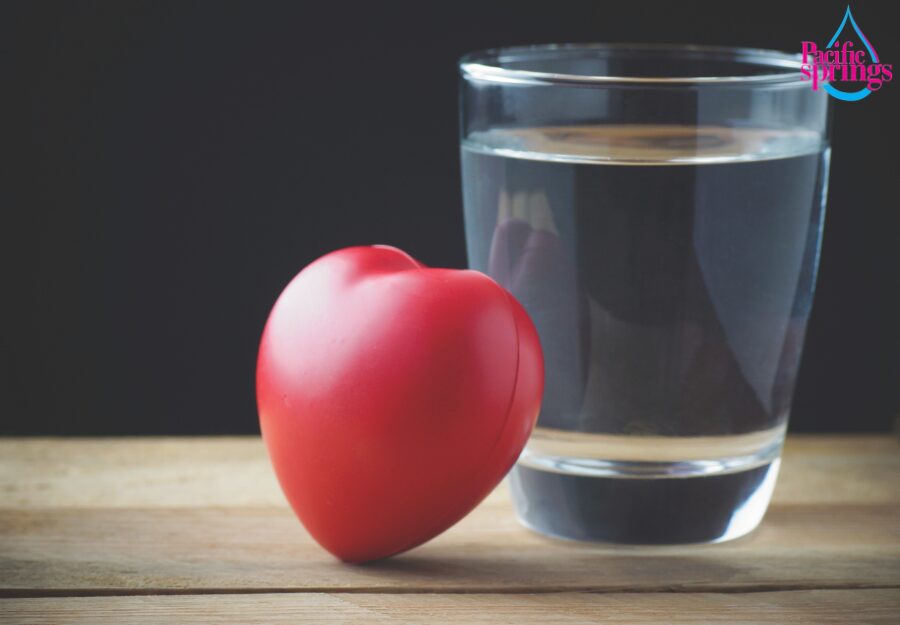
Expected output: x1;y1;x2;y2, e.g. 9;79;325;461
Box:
459;44;830;544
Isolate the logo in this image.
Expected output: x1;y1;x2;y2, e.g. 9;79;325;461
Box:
800;6;892;101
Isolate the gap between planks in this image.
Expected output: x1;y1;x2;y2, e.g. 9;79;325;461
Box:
3;582;900;599
3;590;899;625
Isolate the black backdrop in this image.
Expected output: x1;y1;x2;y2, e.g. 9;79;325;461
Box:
4;0;898;435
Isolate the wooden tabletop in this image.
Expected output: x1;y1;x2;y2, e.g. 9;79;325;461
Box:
1;435;897;624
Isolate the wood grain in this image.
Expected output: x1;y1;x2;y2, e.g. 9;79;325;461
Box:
1;435;898;596
2;500;899;594
0;437;283;509
2;590;899;625
1;435;897;509
0;435;898;623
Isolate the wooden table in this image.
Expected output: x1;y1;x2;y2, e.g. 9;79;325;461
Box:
1;435;898;623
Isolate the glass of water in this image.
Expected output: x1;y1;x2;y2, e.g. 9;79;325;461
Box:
459;44;830;544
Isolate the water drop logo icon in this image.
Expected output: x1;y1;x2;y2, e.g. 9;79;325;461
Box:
824;6;879;100
799;6;892;102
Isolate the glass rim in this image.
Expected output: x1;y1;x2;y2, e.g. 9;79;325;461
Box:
459;43;806;86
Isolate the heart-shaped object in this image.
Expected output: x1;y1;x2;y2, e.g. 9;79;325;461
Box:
256;245;543;562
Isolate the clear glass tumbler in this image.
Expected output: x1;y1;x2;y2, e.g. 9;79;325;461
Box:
459;44;831;544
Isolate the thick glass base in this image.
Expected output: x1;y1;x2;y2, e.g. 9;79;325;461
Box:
509;442;782;545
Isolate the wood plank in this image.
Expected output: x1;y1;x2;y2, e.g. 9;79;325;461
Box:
775;435;900;505
0;437;284;509
1;436;898;595
0;435;897;509
2;501;898;593
2;590;899;624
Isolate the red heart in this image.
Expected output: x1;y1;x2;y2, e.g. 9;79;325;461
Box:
256;246;543;562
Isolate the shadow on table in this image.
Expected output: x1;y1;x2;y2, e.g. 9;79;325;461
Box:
349;538;755;591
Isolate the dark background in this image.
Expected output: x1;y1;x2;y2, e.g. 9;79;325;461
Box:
4;0;898;435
